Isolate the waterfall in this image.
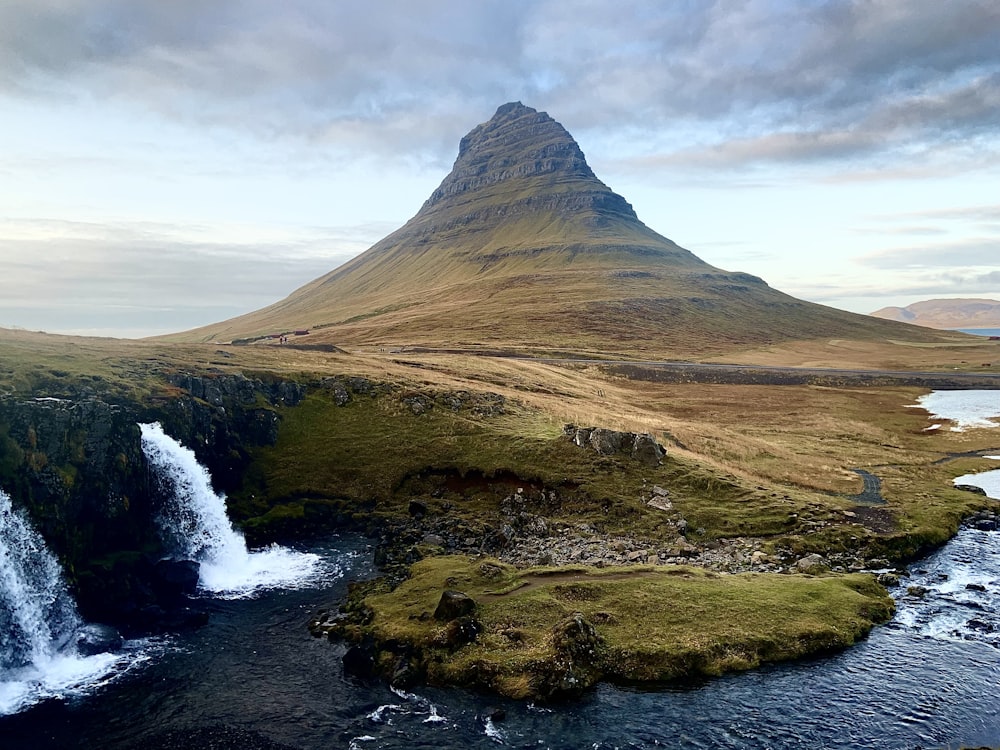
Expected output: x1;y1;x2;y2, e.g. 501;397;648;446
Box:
0;489;121;716
139;422;325;598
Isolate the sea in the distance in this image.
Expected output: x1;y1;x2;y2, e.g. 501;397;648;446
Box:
955;327;1000;336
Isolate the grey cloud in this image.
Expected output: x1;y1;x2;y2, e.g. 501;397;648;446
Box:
1;0;998;168
859;240;1000;269
793;271;1000;306
0;220;369;335
872;205;1000;223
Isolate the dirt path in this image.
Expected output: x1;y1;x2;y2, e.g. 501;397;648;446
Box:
850;469;886;505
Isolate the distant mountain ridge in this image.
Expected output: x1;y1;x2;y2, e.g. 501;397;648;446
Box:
171;102;945;356
871;299;1000;330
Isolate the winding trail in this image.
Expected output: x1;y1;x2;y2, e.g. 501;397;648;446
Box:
850;469;886;505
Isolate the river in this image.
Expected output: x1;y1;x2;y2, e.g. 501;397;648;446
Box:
2;401;1000;749
3;529;1000;750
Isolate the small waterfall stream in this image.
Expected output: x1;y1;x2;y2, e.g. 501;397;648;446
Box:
0;489;122;716
139;422;328;598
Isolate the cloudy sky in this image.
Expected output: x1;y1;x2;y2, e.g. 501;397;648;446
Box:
2;0;998;337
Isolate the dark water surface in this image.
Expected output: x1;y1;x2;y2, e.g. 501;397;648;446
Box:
3;531;1000;750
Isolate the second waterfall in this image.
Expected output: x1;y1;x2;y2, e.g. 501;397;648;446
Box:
139;422;330;599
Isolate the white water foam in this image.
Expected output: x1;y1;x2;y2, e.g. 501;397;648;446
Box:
0;489;128;715
139;422;329;599
911;390;1000;431
484;716;506;744
892;528;1000;647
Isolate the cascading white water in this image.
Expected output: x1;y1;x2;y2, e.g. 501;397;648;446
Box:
139;422;326;598
0;489;121;715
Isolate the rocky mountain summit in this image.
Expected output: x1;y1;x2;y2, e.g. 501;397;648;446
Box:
418;101;642;227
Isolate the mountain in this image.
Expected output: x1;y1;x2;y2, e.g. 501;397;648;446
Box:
871;299;1000;330
174;102;944;356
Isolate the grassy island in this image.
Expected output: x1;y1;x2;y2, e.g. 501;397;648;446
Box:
314;556;894;699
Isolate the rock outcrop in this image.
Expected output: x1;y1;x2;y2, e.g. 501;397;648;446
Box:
563;424;665;467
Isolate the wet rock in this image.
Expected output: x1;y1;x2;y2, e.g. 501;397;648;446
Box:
907;585;929;598
966;583;988;592
343;642;377;678
390;656;419;687
75;623;124;656
955;484;987;496
151;558;201;601
433;590;477;621
876;572;900;588
967;618;995;633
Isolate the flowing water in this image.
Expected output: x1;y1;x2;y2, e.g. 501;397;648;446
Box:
140;422;330;598
0;489;129;717
3;402;1000;748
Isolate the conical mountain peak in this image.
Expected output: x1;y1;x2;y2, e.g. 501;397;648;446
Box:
172;103;935;357
420;102;638;223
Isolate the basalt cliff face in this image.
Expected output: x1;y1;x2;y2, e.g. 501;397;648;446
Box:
0;374;303;630
175;102;939;355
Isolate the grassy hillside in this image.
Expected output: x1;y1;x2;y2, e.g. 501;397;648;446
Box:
163;103;954;359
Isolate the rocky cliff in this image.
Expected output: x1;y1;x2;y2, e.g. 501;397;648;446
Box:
0;372;305;630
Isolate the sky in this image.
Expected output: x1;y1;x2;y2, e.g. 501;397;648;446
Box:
1;0;998;338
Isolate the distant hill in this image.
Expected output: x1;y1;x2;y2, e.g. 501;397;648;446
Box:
871;299;1000;330
171;102;946;357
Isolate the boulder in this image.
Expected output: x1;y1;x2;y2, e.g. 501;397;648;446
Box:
433;590;477;621
563;424;665;466
631;433;665;467
876;572;900;588
795;553;827;574
552;612;603;659
955;484;987;496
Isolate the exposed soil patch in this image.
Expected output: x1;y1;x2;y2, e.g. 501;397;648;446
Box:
849;505;898;534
